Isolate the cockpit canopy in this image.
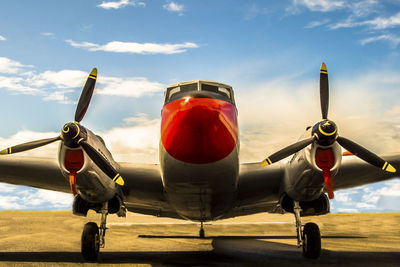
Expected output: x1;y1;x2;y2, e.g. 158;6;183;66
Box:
164;80;235;104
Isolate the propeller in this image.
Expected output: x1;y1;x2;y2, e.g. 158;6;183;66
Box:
260;62;396;198
0;68;124;189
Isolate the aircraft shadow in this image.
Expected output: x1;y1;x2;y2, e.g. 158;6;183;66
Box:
0;238;397;265
139;234;366;239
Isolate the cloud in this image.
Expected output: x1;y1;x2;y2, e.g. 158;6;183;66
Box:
163;1;184;15
0;57;165;103
331;11;400;30
0;57;33;74
97;0;145;10
304;18;330;28
66;40;198;54
97;77;164;97
0;183;72;210
0;34;6;41
243;3;269;20
41;32;55;39
286;0;346;14
360;34;400;47
28;70;88;89
0;114;160;163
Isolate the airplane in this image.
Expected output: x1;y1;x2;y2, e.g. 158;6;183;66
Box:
0;63;398;261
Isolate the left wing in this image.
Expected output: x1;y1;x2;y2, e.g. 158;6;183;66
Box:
333;153;400;190
222;162;283;218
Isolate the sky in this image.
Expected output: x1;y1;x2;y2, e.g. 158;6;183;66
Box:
0;0;400;213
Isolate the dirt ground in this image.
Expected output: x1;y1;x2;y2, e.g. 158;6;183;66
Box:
0;211;399;266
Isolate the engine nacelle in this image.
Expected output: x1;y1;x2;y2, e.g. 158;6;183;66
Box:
282;130;342;201
280;193;330;216
73;194;125;216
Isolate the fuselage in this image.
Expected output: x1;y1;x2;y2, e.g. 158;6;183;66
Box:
160;80;239;221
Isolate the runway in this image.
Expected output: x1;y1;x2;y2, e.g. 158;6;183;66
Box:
0;211;399;266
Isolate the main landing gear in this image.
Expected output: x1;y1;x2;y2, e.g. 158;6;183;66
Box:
294;201;321;259
81;202;109;261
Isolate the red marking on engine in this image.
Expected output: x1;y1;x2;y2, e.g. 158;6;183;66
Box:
342;151;353;156
69;172;77;196
65;149;84;195
316;148;335;199
161;98;238;164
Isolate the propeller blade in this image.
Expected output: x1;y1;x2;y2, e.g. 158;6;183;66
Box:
79;140;124;186
74;68;97;123
0;136;61;155
260;135;317;167
337;136;396;173
320;62;329;120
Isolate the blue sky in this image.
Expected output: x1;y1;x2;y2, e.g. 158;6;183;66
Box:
0;0;400;213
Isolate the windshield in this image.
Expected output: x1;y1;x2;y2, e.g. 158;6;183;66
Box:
165;83;198;102
201;83;233;101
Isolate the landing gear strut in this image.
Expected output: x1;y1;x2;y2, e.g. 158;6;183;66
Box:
81;202;109;261
199;221;205;238
293;201;321;259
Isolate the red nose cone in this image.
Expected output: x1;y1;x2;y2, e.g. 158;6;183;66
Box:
161;97;238;164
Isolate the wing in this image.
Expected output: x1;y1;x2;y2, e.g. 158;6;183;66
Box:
222;162;284;219
119;162;179;218
0;156;70;193
0;156;178;218
333;153;400;190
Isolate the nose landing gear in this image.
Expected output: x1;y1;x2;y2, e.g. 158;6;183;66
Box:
294;201;321;259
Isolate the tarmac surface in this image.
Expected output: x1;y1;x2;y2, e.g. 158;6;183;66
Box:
0;211;399;266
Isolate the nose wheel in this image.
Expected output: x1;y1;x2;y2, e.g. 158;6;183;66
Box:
294;201;321;259
81;202;108;261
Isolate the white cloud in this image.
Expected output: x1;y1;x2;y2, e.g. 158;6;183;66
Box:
29;70;88;89
66;40;198;54
0;57;33;74
97;77;164;97
163;1;184;15
243;3;269;20
304;18;330;28
287;0;346;13
65;39;98;49
0;34;6;41
0;114;160;163
0;57;165;102
41;32;55;38
360;34;400;47
97;0;145;10
0;183;72;210
331;11;400;30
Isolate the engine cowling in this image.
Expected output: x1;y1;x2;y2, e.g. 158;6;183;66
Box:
283;131;343;201
280;193;330;216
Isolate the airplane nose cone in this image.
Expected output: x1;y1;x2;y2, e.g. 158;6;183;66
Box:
161;97;238;164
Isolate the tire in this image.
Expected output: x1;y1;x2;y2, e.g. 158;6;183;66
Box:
302;222;321;259
199;228;205;238
81;222;100;261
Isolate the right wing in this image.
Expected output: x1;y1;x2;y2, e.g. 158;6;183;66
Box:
0;156;179;218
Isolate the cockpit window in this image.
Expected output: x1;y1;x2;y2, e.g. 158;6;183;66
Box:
201;84;232;101
166;83;198;102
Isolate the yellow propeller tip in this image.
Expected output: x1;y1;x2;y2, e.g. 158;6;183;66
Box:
115;177;125;186
259;159;271;167
320;62;327;71
91;68;97;75
385;164;396;173
0;149;8;155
